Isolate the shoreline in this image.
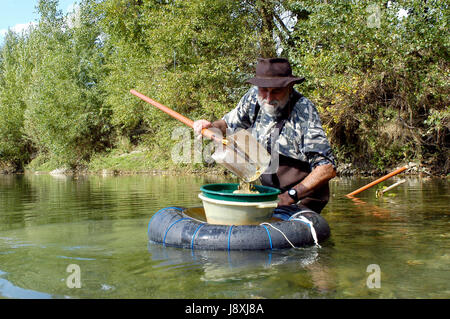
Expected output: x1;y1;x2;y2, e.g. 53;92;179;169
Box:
1;162;448;178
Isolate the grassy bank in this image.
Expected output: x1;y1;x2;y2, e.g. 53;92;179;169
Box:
23;144;230;178
16;142;446;178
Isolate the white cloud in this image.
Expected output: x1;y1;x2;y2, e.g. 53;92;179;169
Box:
0;22;37;37
12;22;37;33
0;22;37;45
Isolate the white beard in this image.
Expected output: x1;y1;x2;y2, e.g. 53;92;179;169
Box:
257;92;290;118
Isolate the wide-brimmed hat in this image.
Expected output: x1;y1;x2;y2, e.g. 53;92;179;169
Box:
246;58;305;88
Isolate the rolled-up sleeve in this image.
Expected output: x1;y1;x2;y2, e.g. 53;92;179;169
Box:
222;87;258;131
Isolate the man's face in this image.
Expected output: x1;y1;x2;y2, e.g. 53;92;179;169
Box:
257;86;291;105
257;86;292;116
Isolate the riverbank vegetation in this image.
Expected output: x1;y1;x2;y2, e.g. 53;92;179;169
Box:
0;0;448;176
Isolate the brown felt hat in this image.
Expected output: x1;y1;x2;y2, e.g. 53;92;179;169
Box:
246;58;305;88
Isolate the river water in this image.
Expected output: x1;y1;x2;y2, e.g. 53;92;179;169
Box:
0;173;448;299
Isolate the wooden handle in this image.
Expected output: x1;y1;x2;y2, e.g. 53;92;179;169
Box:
346;165;408;197
130;89;221;142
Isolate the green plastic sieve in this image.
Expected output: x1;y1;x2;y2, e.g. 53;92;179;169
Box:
200;183;280;203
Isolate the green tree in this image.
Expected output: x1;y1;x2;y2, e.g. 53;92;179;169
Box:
0;31;35;168
97;0;266;155
283;0;449;171
23;0;110;168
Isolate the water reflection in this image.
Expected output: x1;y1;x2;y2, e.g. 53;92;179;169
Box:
147;242;340;295
0;270;53;299
0;174;223;232
0;174;448;298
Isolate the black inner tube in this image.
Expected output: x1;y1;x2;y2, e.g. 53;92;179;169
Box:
148;207;331;251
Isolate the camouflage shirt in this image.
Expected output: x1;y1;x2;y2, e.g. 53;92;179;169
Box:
222;86;336;170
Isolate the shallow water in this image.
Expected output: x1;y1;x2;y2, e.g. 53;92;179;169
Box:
0;173;448;299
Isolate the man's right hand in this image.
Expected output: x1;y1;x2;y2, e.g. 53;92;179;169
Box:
193;120;212;139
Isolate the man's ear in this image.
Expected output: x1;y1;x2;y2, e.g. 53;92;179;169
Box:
289;83;295;91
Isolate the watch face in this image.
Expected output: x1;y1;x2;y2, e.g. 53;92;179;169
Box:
289;189;296;196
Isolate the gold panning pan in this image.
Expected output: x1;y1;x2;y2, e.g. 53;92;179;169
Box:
130;90;271;182
211;129;270;182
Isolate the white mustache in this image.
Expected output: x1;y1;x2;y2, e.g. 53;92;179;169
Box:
257;94;289;116
265;99;282;107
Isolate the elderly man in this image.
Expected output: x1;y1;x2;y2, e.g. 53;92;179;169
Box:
194;58;336;217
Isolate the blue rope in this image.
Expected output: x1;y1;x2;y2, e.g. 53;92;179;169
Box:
290;218;312;228
261;225;273;250
190;223;206;250
148;206;183;236
163;217;190;246
227;225;234;251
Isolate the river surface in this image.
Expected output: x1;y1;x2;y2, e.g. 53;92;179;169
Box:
0;173;448;299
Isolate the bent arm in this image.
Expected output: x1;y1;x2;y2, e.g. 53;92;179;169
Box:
194;87;257;139
278;163;336;206
294;163;336;199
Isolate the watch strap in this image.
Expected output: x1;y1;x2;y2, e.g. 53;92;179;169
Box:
288;188;299;202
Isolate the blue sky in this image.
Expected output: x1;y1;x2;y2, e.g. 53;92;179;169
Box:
0;0;76;44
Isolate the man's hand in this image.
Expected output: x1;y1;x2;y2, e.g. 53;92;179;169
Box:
277;191;296;206
193;119;228;140
277;164;336;207
193;120;212;139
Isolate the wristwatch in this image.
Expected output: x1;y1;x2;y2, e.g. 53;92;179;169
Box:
288;188;299;202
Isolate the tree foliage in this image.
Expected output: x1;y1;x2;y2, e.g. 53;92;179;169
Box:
0;0;448;173
1;0;110;169
0;32;35;168
284;0;449;170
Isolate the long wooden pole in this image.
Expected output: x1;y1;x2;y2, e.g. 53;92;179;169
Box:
130;89;222;143
345;165;408;197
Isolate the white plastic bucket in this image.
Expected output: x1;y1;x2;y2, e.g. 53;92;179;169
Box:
198;193;278;225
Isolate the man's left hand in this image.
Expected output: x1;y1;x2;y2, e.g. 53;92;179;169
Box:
277;192;295;206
